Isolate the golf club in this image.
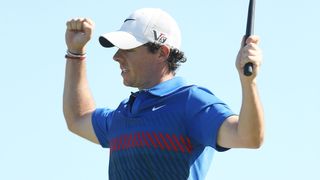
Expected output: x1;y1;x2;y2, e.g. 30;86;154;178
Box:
243;0;256;76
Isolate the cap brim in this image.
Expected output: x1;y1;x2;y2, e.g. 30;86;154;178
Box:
99;31;145;50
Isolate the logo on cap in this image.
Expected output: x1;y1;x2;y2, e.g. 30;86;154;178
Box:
153;30;167;44
124;18;135;23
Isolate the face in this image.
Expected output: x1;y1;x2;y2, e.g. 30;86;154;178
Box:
113;45;164;89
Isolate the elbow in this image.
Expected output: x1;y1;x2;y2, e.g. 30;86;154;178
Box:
247;133;264;149
250;138;264;149
63;110;77;134
238;129;264;149
64;116;76;133
66;120;76;133
65;116;82;136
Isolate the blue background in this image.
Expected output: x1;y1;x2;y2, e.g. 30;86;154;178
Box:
1;0;319;179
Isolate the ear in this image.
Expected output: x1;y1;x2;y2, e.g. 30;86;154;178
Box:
158;45;170;62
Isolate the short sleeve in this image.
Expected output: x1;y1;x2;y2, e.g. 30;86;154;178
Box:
91;108;114;148
186;86;236;151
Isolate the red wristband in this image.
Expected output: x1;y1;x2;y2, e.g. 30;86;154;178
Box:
65;55;86;60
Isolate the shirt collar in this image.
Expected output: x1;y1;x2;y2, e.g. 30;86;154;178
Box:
144;76;188;97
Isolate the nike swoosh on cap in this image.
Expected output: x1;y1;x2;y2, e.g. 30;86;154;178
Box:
124;18;135;23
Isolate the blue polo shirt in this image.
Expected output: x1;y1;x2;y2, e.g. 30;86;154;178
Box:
92;77;235;180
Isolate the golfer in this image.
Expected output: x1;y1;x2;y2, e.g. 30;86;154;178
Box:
63;8;264;180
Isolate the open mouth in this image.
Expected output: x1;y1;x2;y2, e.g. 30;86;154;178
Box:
120;65;128;74
122;68;128;73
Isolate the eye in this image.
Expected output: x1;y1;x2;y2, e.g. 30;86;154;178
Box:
121;47;136;53
125;50;134;53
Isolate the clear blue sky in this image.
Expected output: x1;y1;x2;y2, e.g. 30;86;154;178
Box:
1;0;319;179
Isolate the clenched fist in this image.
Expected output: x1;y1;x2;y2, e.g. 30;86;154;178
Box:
65;18;94;54
236;35;262;80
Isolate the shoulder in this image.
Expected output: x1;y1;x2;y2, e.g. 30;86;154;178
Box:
184;85;234;117
165;84;222;105
92;108;115;127
185;85;222;105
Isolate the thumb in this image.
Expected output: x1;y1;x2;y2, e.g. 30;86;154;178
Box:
245;35;260;45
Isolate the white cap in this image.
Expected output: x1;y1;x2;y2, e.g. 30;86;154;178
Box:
99;8;181;50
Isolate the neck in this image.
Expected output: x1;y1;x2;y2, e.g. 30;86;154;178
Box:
138;72;174;90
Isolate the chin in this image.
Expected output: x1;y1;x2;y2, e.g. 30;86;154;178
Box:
123;80;134;88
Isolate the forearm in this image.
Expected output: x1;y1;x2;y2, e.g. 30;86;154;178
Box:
63;59;95;128
237;80;264;148
218;35;264;148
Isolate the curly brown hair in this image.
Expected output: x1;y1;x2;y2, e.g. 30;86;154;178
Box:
144;42;187;73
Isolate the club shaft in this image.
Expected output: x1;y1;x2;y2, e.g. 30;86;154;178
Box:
244;0;255;76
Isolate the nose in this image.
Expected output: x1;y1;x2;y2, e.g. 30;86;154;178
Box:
113;49;122;62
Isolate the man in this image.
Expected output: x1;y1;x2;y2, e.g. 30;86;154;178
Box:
63;8;264;180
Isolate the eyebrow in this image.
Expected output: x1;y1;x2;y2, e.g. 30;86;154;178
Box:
125;48;136;52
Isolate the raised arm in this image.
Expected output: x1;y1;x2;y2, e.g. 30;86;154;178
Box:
63;18;98;144
218;35;264;148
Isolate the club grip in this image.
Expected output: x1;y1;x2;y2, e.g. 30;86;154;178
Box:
243;34;253;76
244;62;253;76
244;0;255;76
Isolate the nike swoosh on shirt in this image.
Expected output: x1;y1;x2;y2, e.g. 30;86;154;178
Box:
152;105;166;111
